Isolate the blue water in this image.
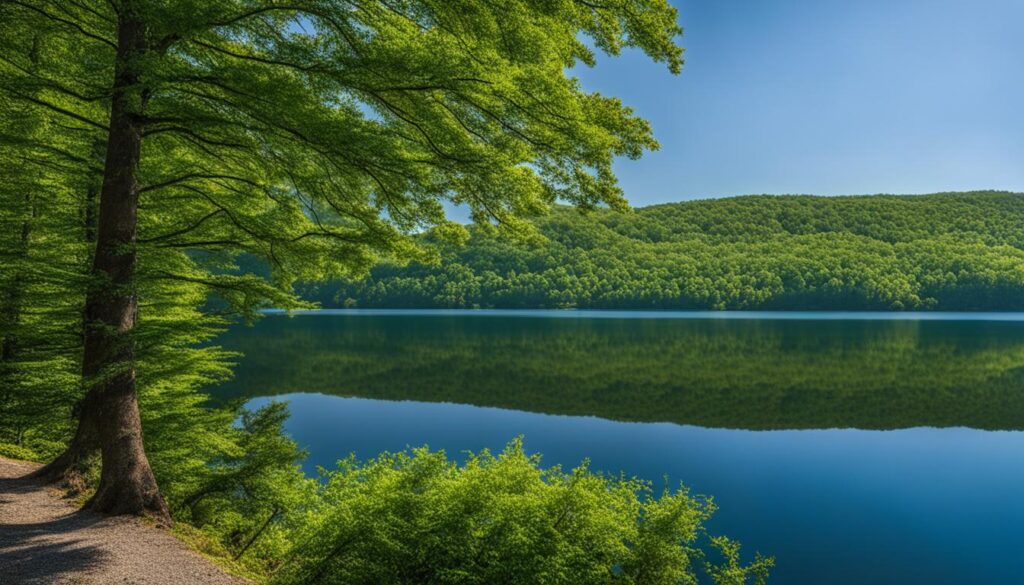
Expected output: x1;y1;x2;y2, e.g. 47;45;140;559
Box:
213;310;1024;584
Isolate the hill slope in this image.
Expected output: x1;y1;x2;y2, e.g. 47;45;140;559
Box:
311;191;1024;310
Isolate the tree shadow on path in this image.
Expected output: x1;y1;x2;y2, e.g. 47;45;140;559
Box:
0;476;110;585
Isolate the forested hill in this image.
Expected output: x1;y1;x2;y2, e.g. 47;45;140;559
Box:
309;191;1024;310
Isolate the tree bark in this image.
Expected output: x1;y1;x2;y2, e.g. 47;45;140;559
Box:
34;4;169;523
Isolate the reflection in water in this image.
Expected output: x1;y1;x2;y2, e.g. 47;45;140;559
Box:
214;315;1024;430
209;313;1024;584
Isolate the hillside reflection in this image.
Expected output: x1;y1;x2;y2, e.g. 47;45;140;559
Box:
211;315;1024;430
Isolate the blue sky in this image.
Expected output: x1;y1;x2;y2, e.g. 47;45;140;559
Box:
575;0;1024;206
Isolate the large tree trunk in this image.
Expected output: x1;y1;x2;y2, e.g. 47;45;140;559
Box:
34;5;169;523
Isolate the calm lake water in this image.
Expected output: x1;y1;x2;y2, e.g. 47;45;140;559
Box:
210;310;1024;584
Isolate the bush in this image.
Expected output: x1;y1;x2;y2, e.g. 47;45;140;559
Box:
0;441;39;462
270;439;772;585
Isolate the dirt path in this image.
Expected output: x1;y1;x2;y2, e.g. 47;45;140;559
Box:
0;458;246;585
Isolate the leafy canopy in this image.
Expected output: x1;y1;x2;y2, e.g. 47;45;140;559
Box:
3;0;683;314
0;3;778;584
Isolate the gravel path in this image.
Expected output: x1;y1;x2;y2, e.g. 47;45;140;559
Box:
0;458;246;585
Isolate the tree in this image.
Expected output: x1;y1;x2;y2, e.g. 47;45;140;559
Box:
0;34;100;465
0;0;683;520
317;193;1024;311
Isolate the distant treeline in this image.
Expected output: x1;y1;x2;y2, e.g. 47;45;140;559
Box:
308;191;1024;310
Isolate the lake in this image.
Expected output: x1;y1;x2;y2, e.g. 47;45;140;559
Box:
210;310;1024;584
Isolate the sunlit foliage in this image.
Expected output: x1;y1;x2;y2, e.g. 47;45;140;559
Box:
320;192;1024;310
0;1;775;582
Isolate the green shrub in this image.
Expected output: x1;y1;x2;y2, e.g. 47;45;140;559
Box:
0;442;39;461
269;439;771;585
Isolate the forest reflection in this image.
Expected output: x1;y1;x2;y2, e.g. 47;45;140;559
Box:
212;314;1024;430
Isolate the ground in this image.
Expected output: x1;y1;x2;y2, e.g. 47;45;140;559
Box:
0;458;246;585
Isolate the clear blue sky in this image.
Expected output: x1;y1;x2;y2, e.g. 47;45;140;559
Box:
576;0;1024;206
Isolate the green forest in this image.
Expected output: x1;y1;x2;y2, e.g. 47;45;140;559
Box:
314;191;1024;310
0;1;778;583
